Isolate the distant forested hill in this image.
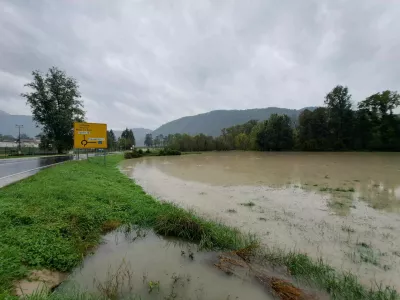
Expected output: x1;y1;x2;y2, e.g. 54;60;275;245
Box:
152;107;314;137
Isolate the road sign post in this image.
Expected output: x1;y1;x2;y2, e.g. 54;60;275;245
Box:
74;123;107;164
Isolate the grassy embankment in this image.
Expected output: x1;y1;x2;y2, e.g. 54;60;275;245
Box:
0;155;398;299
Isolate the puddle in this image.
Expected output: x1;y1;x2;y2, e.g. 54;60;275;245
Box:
120;152;400;291
59;229;272;299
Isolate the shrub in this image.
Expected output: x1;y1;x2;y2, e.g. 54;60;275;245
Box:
138;149;143;154
124;151;143;159
123;151;133;159
158;148;181;156
145;148;151;154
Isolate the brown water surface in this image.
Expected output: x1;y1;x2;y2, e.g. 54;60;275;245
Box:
61;229;271;299
120;152;400;291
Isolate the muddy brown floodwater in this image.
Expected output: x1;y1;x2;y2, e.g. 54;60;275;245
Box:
61;229;271;299
120;151;400;291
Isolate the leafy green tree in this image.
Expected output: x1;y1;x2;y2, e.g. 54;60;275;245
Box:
235;133;250;150
107;130;116;150
37;133;53;151
120;128;135;150
154;135;160;148
297;108;330;150
215;136;228;151
22;67;85;153
249;122;263;150
159;134;164;147
324;85;354;149
144;133;153;147
358;90;400;150
256;114;293;151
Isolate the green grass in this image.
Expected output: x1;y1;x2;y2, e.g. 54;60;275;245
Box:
0;155;398;300
0;155;251;297
262;250;398;300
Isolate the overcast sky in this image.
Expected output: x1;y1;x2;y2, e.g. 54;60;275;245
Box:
1;0;399;130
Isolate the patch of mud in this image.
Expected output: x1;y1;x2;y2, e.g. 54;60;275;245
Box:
15;270;67;296
120;152;400;291
59;229;272;299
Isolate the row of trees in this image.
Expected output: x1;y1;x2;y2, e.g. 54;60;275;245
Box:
107;128;136;151
297;87;400;151
162;86;400;152
144;133;170;148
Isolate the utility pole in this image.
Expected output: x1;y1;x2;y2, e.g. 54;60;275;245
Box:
15;124;23;153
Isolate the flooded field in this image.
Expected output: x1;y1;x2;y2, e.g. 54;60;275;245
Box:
61;229;273;299
120;152;400;291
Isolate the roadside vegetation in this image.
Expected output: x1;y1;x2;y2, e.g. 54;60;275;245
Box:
0;156;399;299
123;148;181;159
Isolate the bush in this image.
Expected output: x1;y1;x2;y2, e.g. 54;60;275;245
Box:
138;149;143;154
123;151;132;159
146;148;151;154
158;148;181;156
124;151;143;159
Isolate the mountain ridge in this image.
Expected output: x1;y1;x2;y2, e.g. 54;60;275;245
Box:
0;106;316;143
151;106;315;137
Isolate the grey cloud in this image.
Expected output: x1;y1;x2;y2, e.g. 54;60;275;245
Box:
1;0;399;129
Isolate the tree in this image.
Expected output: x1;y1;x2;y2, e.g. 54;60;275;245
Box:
256;114;293;151
22;67;85;153
297;108;330;150
358;90;400;150
235;133;250;150
324;85;354;149
249;122;263;150
153;135;160;148
144;133;153;148
37;133;53;151
120;128;135;150
107;130;116;150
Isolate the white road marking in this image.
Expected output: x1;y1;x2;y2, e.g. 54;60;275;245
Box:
0;156;72;166
0;161;67;180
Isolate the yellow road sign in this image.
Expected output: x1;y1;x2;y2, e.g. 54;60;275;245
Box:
74;122;107;149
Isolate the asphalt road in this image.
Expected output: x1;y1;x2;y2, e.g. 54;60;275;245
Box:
0;155;73;188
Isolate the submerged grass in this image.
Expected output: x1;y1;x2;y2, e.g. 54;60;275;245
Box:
262;249;398;300
319;186;355;193
0;155;398;299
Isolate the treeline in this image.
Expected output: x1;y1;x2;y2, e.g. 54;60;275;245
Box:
151;85;400;152
107;128;136;150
